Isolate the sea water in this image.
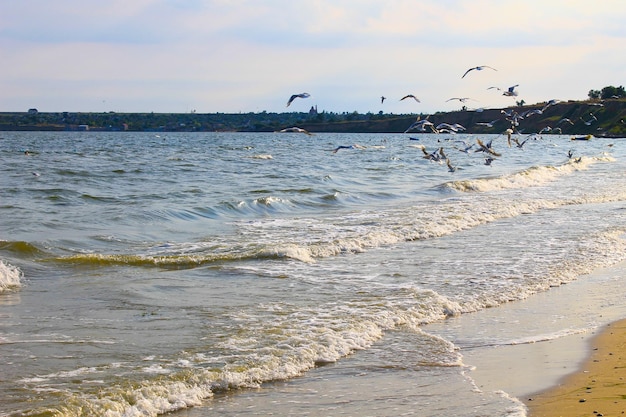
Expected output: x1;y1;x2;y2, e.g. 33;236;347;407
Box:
1;130;625;416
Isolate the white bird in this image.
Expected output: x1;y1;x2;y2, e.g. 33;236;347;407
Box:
505;128;514;147
461;65;497;78
435;122;466;133
476;138;501;156
455;140;475;153
417;145;444;162
400;94;420;102
278;126;313;135
332;144;367;153
286;92;310;107
503;84;519;97
522;109;543;117
541;99;560;112
446;97;474;103
404;117;436;133
581;113;598;126
513;137;529;149
475;119;500;128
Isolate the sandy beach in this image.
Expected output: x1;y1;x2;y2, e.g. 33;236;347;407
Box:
524;319;626;417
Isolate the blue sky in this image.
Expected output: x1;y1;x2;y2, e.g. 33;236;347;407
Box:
1;0;624;114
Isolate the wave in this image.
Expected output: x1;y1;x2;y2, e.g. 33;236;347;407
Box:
445;154;613;193
0;260;23;292
45;185;626;268
24;223;626;417
29;288;462;417
0;240;45;256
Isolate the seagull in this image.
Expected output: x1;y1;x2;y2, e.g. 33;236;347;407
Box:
381;96;387;104
475;119;500;128
404;117;436;133
581;113;598;126
446;97;474;103
513;137;529;149
522;109;543;117
557;118;575;125
454;140;475;153
416;145;443;162
446;158;457;172
286;92;310;107
461;65;497;78
503;84;519;97
505;128;514;147
435;123;466;133
484;156;495;166
400;94;420;102
332;144;366;153
476;138;501;156
541;99;560;112
278;127;313;135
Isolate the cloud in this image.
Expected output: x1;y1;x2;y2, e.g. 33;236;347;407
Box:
0;0;624;113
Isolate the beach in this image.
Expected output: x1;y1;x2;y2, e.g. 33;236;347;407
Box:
525;319;626;417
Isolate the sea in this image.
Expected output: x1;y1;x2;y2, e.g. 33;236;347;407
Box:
1;129;626;417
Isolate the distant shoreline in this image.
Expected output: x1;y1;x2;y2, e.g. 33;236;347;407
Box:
1;99;625;136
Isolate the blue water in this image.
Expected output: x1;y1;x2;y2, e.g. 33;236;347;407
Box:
1;130;626;416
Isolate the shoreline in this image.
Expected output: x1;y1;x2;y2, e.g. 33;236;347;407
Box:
524;319;626;416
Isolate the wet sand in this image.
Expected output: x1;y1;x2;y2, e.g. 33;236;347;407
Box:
525;319;626;417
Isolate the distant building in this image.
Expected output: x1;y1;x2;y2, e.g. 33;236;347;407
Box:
309;105;318;115
28;108;38;114
78;124;89;131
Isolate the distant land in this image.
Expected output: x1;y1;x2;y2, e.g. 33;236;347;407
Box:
1;98;625;137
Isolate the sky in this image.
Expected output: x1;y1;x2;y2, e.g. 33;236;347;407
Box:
1;0;625;115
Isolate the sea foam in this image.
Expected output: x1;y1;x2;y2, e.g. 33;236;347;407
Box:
0;260;22;292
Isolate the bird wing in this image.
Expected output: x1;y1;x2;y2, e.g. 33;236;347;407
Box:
286;94;298;107
401;94;420;102
286;93;310;107
461;67;475;78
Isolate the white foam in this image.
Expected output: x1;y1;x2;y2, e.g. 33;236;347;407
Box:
0;260;22;292
447;155;608;193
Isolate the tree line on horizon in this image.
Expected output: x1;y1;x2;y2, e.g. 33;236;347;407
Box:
0;86;623;135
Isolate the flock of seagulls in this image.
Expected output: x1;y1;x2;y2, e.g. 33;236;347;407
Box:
280;64;615;171
284;65;524;121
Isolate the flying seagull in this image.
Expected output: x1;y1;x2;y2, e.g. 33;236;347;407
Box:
286;92;310;107
400;94;420;102
381;96;387;104
503;85;519;97
446;97;475;103
488;84;519;97
475;119;500;128
278;126;313;135
461;65;497;78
